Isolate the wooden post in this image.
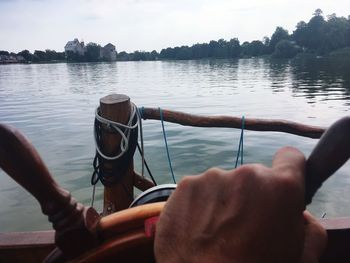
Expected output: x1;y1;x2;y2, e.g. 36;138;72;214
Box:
99;94;135;215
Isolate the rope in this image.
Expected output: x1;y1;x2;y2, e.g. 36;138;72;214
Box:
159;107;176;184
137;143;157;185
90;104;244;207
91;184;96;208
91;103;157;209
136;107;145;178
136;106;157;184
234;116;245;168
91;104;139;186
94;104;139;160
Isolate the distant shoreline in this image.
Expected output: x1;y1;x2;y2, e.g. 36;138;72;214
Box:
1;48;349;66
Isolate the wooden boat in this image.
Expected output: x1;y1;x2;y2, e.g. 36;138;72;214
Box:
0;94;350;262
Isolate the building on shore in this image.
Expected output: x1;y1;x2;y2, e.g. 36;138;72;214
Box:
64;39;85;56
63;39;117;61
0;55;26;64
101;43;117;61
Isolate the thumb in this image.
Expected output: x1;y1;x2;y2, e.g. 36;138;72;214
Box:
300;210;327;263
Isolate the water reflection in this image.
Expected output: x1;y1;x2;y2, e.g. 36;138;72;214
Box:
266;59;291;93
289;57;350;105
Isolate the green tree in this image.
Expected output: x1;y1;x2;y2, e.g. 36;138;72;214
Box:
116;51;130;61
322;15;350;52
241;40;266;57
292;9;330;53
0;50;9;56
314;8;323;17
292;21;308;48
150;50;159;60
131;51;147;61
44;49;65;61
208;40;219;57
66;51;85;62
228;38;241;58
175;46;192;60
272;40;301;58
292;9;329;53
34;50;47;61
17;50;33;61
86;42;101;62
306;9;326;51
269;27;289;53
263;36;270;47
191;43;208;59
159;47;175;59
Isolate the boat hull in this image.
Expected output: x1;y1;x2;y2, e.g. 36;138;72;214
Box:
1;217;350;262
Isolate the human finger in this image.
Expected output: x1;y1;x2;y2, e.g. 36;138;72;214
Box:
272;146;306;192
301;210;327;263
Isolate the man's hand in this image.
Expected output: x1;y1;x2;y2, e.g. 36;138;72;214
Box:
155;147;326;263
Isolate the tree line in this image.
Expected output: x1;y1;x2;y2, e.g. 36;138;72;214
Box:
1;9;349;63
121;9;350;60
0;49;65;63
153;9;350;60
0;43;109;63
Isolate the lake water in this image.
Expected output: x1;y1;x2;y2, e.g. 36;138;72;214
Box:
0;57;350;232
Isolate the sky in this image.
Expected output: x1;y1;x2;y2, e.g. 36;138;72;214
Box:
0;0;349;53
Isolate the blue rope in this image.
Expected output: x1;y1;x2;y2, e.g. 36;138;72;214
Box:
159;107;176;184
234;116;245;168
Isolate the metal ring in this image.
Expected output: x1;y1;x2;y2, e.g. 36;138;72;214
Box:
129;184;177;207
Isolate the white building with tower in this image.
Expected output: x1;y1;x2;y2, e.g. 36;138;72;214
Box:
64;39;85;56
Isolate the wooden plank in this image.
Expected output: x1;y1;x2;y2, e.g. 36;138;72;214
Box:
0;231;55;263
0;231;54;248
0;217;350;262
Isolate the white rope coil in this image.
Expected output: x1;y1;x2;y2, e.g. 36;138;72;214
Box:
94;103;139;161
93;102;145;178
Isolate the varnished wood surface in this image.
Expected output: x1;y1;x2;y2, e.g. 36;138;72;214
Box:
74;229;154;263
0;124;100;260
0;231;55;263
141;107;326;138
305;116;350;204
0;231;54;248
134;171;155;191
1;214;350;262
98;202;164;239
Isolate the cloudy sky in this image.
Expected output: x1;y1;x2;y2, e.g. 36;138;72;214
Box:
1;0;349;53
